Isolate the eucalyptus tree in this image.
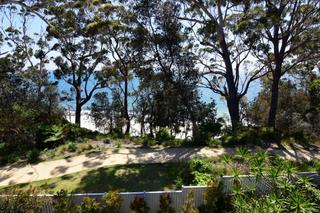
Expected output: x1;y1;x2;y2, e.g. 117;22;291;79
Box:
88;1;139;134
239;0;320;128
47;0;113;126
0;7;60;116
0;8;62;144
131;0;203;135
176;0;268;130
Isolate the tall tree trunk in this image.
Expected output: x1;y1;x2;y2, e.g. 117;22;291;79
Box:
224;57;241;130
124;77;130;135
75;97;81;126
268;75;280;128
149;121;154;137
226;96;240;130
217;2;241;131
140;115;145;136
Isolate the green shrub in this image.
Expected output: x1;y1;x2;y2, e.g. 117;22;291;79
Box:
130;197;150;213
194;121;222;146
77;197;101;213
156;128;174;144
198;179;228;213
142;136;157;147
230;153;320;213
189;158;213;174
27;148;40;163
4;153;20;164
158;193;175;213
174;176;184;189
110;128;124;139
221;128;265;146
0;189;47;213
180;190;198;213
258;127;279;141
176;158;214;186
52;190;75;213
0;143;8;155
191;171;212;185
103;191;122;213
67;142;77;152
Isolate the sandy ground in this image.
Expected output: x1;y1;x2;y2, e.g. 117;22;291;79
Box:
0;145;319;187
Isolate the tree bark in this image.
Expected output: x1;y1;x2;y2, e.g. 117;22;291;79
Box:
223;53;241;130
124;76;130;135
75;90;81;126
140;115;145;136
268;75;280;128
226;96;240;130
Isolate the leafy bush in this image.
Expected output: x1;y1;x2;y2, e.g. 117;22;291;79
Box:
130;197;150;213
175;158;214;187
67;142;77;152
109;128;124;139
0;189;47;213
142;136;157;147
158;193;175;213
156;128;174;144
189;158;213;174
221;128;276;146
258;127;279;142
0;143;8;155
77;197;101;213
198;178;228;213
226;153;320;213
194;120;222;146
180;190;198;213
27;148;40;163
192;172;213;185
102;191;123;213
37;123;99;147
52;190;75;213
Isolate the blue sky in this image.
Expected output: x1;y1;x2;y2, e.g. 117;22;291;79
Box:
1;8;261;119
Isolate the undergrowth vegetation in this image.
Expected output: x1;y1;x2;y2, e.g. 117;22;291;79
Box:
1;152;319;212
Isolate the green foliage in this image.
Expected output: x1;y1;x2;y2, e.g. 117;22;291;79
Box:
220;127;280;146
142;136;157;147
194;119;222;146
192;172;213;186
130;197;150;213
27;148;40;163
180;190;198;213
109;128;125;140
38;123;99;146
0;143;8;156
158;193;175;213
198;178;228;213
41;124;67;143
230;153;320;213
156;128;174;144
189;158;213;174
102;191;123;213
77;197;101;213
0;189;46;213
67;142;77;152
52;190;75;213
175;158;214;186
188;158;213;185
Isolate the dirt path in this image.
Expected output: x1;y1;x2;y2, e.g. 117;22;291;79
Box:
0;145;319;187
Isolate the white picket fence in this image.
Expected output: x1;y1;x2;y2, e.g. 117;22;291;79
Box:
9;172;320;213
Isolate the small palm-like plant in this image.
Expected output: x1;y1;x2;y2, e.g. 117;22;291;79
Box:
289;190;317;213
229;152;320;213
235;147;250;160
221;154;232;165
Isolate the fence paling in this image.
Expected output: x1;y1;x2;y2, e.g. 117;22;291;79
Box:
8;172;318;213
